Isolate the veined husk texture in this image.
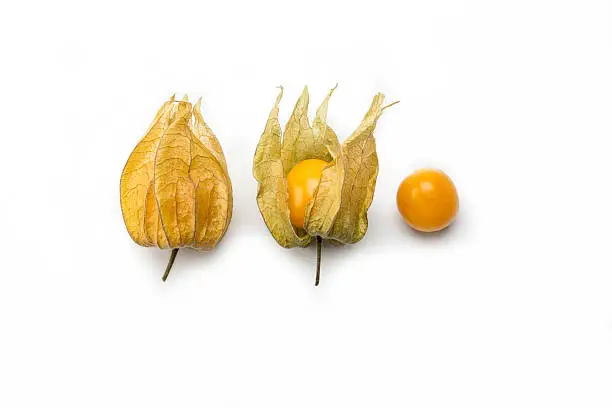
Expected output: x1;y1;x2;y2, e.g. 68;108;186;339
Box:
120;95;232;250
253;86;393;248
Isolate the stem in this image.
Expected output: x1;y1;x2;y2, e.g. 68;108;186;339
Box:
315;236;322;286
162;248;179;282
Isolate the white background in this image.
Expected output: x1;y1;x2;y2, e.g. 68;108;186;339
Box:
1;0;611;406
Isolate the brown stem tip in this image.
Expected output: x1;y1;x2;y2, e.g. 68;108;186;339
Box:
315;236;322;287
162;248;179;282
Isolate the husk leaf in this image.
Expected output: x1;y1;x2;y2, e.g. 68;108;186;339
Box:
326;93;387;244
253;88;311;248
281;87;333;175
303;86;344;237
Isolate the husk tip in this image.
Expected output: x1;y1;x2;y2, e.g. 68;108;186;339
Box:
382;100;400;110
275;86;284;103
194;97;202;111
326;83;339;98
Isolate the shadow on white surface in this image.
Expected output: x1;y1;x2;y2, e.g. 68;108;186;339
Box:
398;215;464;241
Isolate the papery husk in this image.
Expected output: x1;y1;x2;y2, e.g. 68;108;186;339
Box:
254;87;395;248
253;88;311;248
120;96;232;252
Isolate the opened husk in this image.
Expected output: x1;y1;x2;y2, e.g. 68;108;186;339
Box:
253;86;395;284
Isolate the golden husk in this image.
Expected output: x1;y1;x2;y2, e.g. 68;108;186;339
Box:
120;96;232;251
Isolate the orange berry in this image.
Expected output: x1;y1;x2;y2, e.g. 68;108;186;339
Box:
286;159;329;228
397;168;459;232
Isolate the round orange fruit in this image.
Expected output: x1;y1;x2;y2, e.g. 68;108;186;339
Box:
286;159;329;229
397;168;459;232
